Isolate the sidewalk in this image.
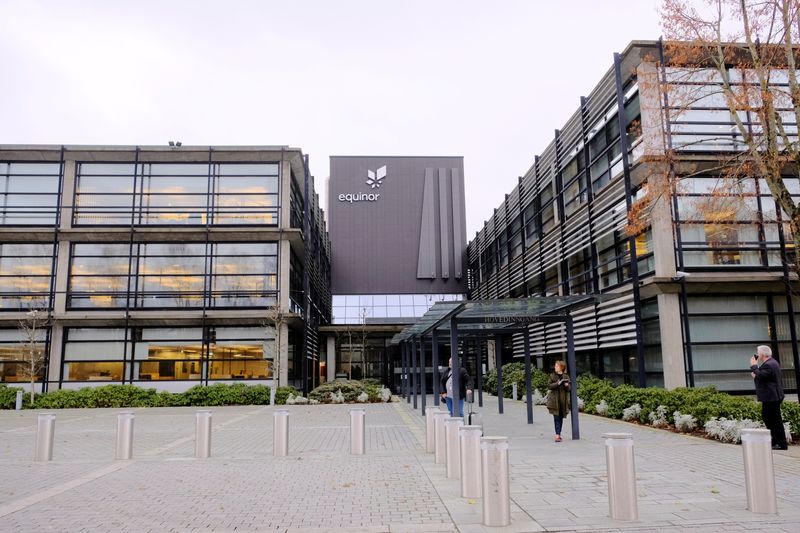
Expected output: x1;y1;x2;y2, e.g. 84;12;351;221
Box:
0;395;797;532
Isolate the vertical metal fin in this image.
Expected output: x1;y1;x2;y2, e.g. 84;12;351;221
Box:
417;168;436;279
438;168;450;279
451;167;465;278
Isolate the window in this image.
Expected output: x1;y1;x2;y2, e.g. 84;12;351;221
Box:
0;328;47;383
63;328;126;382
0;162;61;225
0;243;54;310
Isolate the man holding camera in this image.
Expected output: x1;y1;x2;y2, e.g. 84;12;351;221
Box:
750;345;788;450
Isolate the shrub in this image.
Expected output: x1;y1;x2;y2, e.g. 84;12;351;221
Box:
532;389;547;405
308;380;365;403
330;390;345;404
781;401;800;437
356;392;369;403
673;411;697;433
483;362;549;399
704;417;762;444
0;385;25;409
648;405;669;428
379;387;392;402
622;403;642;422
595;399;609;417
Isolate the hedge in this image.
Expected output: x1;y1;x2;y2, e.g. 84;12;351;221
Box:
307;379;388;403
0;383;300;410
481;368;798;437
577;375;798;437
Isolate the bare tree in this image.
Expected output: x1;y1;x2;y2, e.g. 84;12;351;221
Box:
17;309;48;406
631;0;800;274
264;305;287;389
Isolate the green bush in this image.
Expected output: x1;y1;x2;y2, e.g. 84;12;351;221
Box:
782;401;800;436
0;385;26;409
308;380;365;403
575;375;775;432
1;383;301;410
483;362;549;399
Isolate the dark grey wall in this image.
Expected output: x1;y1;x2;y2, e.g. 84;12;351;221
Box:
328;156;467;295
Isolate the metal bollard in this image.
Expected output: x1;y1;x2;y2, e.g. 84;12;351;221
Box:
273;409;289;456
445;417;464;479
481;436;511;527
511;382;518;401
425;408;438;453
34;413;56;462
195;410;212;459
350;407;366;455
115;412;135;460
433;411;449;464
15;390;23;411
269;387;276;406
603;433;638;521
460;425;482;498
741;428;777;514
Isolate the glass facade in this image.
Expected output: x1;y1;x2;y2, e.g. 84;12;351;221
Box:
74;163;280;226
68;242;278;309
0;147;331;392
62;326;273;383
332;293;463;324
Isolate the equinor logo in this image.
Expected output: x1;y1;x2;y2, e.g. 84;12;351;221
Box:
338;165;386;203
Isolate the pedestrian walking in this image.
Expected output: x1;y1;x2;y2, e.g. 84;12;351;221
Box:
440;357;473;417
546;360;571;442
750;345;788;450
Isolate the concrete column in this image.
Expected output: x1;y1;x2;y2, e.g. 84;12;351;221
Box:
326;335;336;382
47;323;64;384
658;293;686;389
278;322;289;386
278;240;291;312
53;240;71;314
486;339;496;371
59;159;76;230
636;62;668;159
279;160;292;229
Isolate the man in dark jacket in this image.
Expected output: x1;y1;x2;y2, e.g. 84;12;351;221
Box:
440;357;473;417
750;345;788;450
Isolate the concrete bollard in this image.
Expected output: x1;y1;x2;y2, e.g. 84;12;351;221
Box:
445;417;464;479
15;390;23;411
512;382;518;401
425;408;438;453
273;409;289;456
741;428;777;514
34;413;56;462
115;412;135;460
350;407;366;455
195;410;212;459
481;436;511;527
459;425;482;498
603;433;638;521
433;411;449;464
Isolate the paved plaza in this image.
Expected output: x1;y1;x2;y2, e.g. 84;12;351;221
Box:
0;395;798;533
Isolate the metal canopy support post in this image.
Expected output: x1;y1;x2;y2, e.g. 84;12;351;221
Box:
450;318;462;417
419;337;428;416
432;331;440;405
411;339;418;409
476;338;484;407
495;334;504;414
566;316;580;440
403;343;410;402
523;327;533;424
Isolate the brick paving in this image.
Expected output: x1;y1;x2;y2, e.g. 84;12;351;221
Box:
0;395;798;532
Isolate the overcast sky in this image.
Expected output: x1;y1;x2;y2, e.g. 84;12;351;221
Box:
0;0;662;237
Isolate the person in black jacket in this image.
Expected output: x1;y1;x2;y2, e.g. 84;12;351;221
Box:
440;357;473;417
750;345;788;450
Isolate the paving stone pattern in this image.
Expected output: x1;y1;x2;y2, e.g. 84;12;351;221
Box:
0;396;798;532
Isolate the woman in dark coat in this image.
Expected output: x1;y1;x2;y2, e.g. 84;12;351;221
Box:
546;360;571;442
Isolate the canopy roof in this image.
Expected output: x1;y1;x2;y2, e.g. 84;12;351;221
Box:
390;295;614;344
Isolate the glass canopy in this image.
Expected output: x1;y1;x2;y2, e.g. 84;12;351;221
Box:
390;295;616;344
